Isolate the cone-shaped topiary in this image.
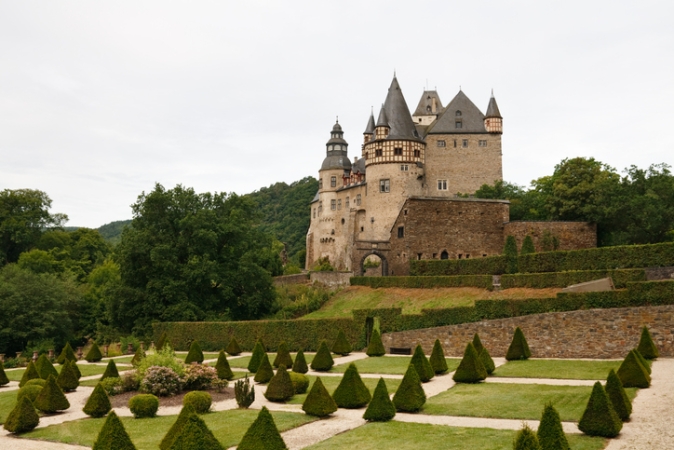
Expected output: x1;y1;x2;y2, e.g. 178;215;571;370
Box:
632;348;651;374
3;396;39;434
264;365;295;402
537;403;569;450
185;341;204;365
472;333;484;354
504;235;519;274
392;364;426;412
363;378;396;422
156;332;170;351
72;360;81;379
57;342;77;365
310;340;334;372
254;353;274;384
86;343;103;362
34;374;70;413
506;327;532;361
215;350;233;380
292;349;308;374
636;326;658;359
226;337;242;356
302;377;338;417
478;347;496;375
83;383;112;418
332;363;371;409
332;330;352;356
101;359;120;380
410;344;434;382
24;378;47;388
131;346;146;367
453;342;487;383
36;354;59;380
617;350;651;388
17;385;43;404
56;359;80;392
273;342;293;369
19;362;40;387
605;369;631;422
161;404;197;450
168;412;223;450
248;340;266;373
514;423;541;450
238;406;288;450
289;372;309;394
578;382;622;437
429;339;448;374
92;411;137;450
521;235;536;255
0;360;9;386
366;329;386;357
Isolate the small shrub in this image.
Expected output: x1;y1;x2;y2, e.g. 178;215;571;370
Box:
182;364;218;391
137;345;185;379
141;366;183;396
101;360;120;380
234;376;255;409
131;346;146;367
226;337;242;356
410;344;434;383
273;341;293;369
605;369;631;422
23;378;46;388
479;348;496;375
237;406;288;450
254;353;274;384
83;383;112;418
366;329;386;357
86;343;103;362
3;396;39;434
100;377;124;396
121;371;140;392
310;340;334;371
57;359;80;392
183;391;212;414
513;423;541;450
617;350;651;388
636;326;658;359
56;342;77;365
506;327;532;361
504;235;519;274
156;331;170;351
332;363;371;409
160;404;197;450
292;349;308;374
332;330;352;356
521;235;536;255
301;376;337;418
185;341;204;365
215;350;233;380
0;360;9;386
578;382;622;438
363;377;395;422
453;342;487;383
92;411;137;450
264;365;295;402
429;339;448;374
289;372;309;394
129;394;159;418
34;374;70;413
17;385;43;404
248;340;266;373
19;361;40;387
536;403;569;450
167;412;223;450
35;354;58;380
392;364;426;412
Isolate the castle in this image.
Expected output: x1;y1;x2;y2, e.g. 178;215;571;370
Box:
306;76;596;275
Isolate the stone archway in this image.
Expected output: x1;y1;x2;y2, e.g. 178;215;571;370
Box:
359;251;389;277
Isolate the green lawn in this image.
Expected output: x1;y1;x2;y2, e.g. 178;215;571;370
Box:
285;375;401;405
6;363;111;381
424;383;638;421
306;421;606;450
0;389;17;425
218;353;315;369
492;359;625;380
21;409;314;449
102;356;134;364
332;356;460;375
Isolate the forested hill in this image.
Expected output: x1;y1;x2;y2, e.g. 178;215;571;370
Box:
245;176;318;263
97;220;132;245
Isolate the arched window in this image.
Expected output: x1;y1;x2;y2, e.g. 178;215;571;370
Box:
456;110;462;117
440;250;449;260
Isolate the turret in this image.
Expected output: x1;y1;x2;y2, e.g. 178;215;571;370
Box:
319;120;351;192
484;91;503;134
375;105;389;140
363;111;375;144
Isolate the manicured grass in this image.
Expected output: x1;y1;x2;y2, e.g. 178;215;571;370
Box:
0;389;17;425
306;421;606;450
102;356;134;364
332;356;460;375
21;409;314;449
219;353;315;369
424;383;638;421
175;351;220;359
492;359;625;380
285;375;401;405
5;362;110;381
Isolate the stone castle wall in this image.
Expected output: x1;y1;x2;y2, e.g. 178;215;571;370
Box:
504;221;597;251
382;305;674;358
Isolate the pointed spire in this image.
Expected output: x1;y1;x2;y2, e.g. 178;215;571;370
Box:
376;104;389;127
486;93;501;118
364;110;376;134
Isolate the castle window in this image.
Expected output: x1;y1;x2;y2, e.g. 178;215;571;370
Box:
330;176;336;187
356;194;361;205
360;226;364;232
432;253;437;259
456;110;462;117
394;147;403;156
375;149;383;157
397;226;404;238
313;208;316;218
414;149;420;157
319;178;323;189
404;209;408;215
341;218;345;224
365;152;368;159
417;253;422;260
346;197;350;208
426;105;431;112
458;254;462;259
453;139;457;148
437;140;446;148
466;254;470;259
379;179;390;193
437;179;448;191
337;199;341;210
331;199;336;210
462;139;468;148
441;250;449;260
455;121;462;129
479;140;487;147
400;164;409;171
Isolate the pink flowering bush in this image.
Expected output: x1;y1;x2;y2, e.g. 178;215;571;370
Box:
140;366;182;396
181;364;219;391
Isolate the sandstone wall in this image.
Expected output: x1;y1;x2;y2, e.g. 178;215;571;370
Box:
272;273;310;286
310;271;353;287
504;221;597;251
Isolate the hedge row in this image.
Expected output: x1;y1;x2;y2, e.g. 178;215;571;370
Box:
500;269;647;289
350;275;494;289
410;256;506;276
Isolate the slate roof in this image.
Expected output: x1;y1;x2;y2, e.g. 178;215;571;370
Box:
352;157;366;174
382;76;422;140
364;113;375;134
427;90;486;134
486;95;502;118
376;105;388;127
413;90;444;116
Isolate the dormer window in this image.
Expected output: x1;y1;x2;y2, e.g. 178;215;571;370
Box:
426;105;431;112
456;110;462;117
455;121;463;129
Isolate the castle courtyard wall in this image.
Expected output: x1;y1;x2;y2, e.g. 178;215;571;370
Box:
504;221;597;251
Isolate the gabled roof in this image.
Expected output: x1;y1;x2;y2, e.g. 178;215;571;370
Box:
427;90;486;134
382;77;421;140
413;90;444;116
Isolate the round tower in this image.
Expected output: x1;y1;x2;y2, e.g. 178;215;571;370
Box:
319;121;351;194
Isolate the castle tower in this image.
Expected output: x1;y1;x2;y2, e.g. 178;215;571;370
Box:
484;91;503;134
319;120;352;192
363;111;375;144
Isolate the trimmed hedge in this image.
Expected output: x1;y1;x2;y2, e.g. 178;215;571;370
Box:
292;350;308;374
366;329;386;357
289;372;309;395
93;411;136;450
129;394;159;418
254;354;274;384
185;341;204;365
168;413;223;450
429;339;448;374
183;391;212;414
237;406;287;450
637;326;659;359
536;403;569;450
161;404;196;450
310;341;334;372
302;377;337;417
83;383;112;418
392;364;426;412
19;362;40;388
273;342;293;369
410;345;434;383
452;342;487;383
351;275;493;289
36;354;58;380
34;375;70;413
332;363;371;409
410;256;506;276
215;350;233;380
332;330;352;356
363;377;395;422
578;382;622;438
0;361;8;386
86;343;103;362
57;359;80;392
3;396;39;434
101;360;120;380
226;337;242;356
605;369;631;422
500;269;647;289
17;385;43;404
264;365;294;402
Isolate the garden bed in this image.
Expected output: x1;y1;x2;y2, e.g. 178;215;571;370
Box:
109;387;234;409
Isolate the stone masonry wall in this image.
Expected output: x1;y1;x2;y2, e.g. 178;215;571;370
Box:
382;305;674;358
504;221;597;251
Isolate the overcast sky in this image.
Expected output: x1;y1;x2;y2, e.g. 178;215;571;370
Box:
1;1;673;228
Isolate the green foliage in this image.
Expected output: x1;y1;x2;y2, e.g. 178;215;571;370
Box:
83;383;112;418
136;344;185;379
215;350;233;380
264;365;294;402
57;342;77;364
101;360;120;380
536;403;569;450
520;235;536;255
429;339;448;374
363;377;396;422
254;353;274;384
617;350;651;388
185;341;204;365
472;333;484;354
97;220;131;246
503;235;519;274
632;348;651;374
131;346;146;366
273;341;293;368
34;374;70;413
332;330;352;356
3;396;39;434
500;269;646;289
17;385;43;404
161;404;197;450
479;348;496;375
513;423;541;450
453;342;487;383
310;340;334;371
168;413;224;450
56;359;80;392
392;364;426;412
302;377;337;417
332;363;372;408
19;361;40;387
86;343;103;362
506;327;532;361
248;340;266;373
35;354;58;380
289;372;309;394
351;275;493;289
312;256;334;272
128;394;159;418
292;349;308;374
183;391;212;414
99;377;124;396
156;331;170;352
24;378;47;387
637;326;659;359
272;282;332;319
578;382;622;438
0;360;8;385
237;406;288;450
226;337;242;355
410;344;434;382
92;411;137;450
410;256;507;276
605;369;631;421
234;376;255;408
366;329;386;357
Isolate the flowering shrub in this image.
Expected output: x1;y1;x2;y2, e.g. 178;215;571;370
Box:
140;366;182;396
181;364;218;391
136;346;184;379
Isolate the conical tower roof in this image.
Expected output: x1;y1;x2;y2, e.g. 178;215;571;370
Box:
486;92;502;118
382;76;420;140
364;112;376;134
376;105;388;127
